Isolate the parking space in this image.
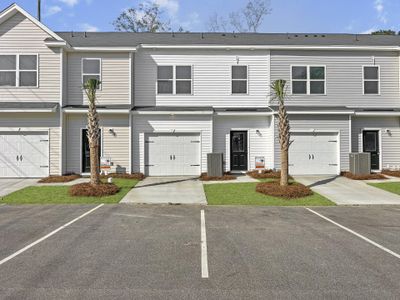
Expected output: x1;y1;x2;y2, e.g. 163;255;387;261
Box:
0;205;399;298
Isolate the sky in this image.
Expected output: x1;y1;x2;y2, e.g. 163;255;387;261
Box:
5;0;400;33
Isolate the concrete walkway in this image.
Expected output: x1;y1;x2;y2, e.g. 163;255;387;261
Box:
0;179;37;198
202;174;258;185
295;175;400;205
121;176;207;204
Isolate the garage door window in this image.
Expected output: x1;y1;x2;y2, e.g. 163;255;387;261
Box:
0;54;38;87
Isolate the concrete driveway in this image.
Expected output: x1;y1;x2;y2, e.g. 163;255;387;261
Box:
121;176;207;204
295;175;400;205
1;205;400;298
0;179;37;198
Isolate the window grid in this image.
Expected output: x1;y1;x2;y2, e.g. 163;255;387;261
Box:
0;54;38;88
82;58;102;90
363;65;380;95
157;65;192;95
291;65;326;95
231;65;248;94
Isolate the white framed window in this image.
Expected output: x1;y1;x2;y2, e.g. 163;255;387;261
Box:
363;65;380;95
291;65;326;95
0;54;38;87
82;58;101;89
157;65;192;95
231;65;248;94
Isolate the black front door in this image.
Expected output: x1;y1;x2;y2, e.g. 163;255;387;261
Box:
82;129;101;173
363;130;380;170
231;131;248;171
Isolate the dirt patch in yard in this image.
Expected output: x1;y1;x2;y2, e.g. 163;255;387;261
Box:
341;172;387;180
247;169;293;180
38;174;81;183
100;173;145;180
256;181;313;199
200;173;237;181
381;170;400;177
69;183;120;197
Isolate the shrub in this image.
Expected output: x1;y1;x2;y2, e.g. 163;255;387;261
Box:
200;172;236;181
341;171;387;180
381;170;400;177
69;183;120;197
247;169;293;180
39;174;81;183
256;181;313;199
100;173;145;180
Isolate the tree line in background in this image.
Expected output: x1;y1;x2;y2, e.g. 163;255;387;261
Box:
113;0;271;33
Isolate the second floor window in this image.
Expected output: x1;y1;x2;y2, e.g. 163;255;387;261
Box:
291;66;325;95
363;66;379;94
0;54;38;87
82;58;101;89
232;65;247;94
157;65;192;94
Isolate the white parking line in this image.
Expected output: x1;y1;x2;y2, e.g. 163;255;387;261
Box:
200;209;209;278
306;208;400;260
0;204;104;267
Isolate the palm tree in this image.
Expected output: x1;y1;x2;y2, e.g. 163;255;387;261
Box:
271;79;290;186
83;79;101;185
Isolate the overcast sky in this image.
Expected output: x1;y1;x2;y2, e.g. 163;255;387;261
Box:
6;0;400;34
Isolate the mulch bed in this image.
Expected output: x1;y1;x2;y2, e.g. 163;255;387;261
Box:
200;173;237;181
69;183;120;197
247;169;292;180
38;174;81;183
100;173;145;180
381;170;400;177
256;181;313;199
341;171;387;180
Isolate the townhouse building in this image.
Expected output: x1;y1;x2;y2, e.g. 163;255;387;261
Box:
1;4;399;177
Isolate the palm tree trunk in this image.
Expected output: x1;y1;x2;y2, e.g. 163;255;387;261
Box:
278;104;290;186
87;93;100;185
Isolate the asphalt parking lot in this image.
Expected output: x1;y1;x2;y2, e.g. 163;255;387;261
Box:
0;204;400;299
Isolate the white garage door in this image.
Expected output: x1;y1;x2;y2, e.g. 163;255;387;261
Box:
145;133;201;176
0;131;49;178
289;132;339;175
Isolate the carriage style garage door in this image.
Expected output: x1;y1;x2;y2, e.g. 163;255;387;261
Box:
289;132;339;175
0;131;49;178
145;133;201;176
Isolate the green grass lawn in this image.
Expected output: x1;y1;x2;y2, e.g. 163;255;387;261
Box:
1;178;139;204
203;182;335;206
368;182;400;195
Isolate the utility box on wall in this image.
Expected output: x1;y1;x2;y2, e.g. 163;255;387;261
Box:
207;153;224;177
349;153;371;175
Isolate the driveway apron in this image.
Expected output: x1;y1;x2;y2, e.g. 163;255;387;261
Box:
121;176;207;204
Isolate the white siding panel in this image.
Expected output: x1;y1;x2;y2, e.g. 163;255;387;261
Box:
213;116;274;171
0;13;60;102
271;50;399;107
135;49;270;107
67;52;130;105
274;115;350;171
352;117;400;169
132;115;212;174
65;114;130;174
0;113;60;175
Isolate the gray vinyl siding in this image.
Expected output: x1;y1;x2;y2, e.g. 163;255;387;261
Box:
135;49;270;107
274;115;350;171
270;50;399;107
65;114;130;174
0;12;61;103
132;114;212;173
67;52;130;105
352;116;400;169
213;116;274;171
0;113;61;175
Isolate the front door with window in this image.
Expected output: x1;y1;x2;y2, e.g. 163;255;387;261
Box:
230;131;248;171
82;129;101;173
363;130;380;170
